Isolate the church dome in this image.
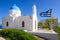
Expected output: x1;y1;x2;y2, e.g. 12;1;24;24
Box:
10;4;20;10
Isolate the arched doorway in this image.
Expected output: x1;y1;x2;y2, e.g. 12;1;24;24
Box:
22;21;25;27
6;21;8;27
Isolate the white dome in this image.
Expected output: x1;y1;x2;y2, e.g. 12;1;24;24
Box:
9;4;21;17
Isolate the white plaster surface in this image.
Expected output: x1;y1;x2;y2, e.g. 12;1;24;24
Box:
2;5;38;32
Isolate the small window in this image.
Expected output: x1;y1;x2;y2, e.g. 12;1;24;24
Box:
22;21;25;27
6;21;8;27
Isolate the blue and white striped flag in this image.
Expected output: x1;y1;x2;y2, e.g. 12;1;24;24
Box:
40;9;52;17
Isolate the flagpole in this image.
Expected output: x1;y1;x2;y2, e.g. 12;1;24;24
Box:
40;9;54;33
50;16;53;33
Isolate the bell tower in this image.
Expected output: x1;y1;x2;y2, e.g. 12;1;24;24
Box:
32;4;37;16
32;4;38;32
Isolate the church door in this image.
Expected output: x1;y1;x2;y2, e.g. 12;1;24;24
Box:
6;21;8;27
22;21;25;27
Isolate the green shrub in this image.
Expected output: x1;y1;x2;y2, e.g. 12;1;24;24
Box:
53;27;60;40
0;28;37;40
53;27;60;33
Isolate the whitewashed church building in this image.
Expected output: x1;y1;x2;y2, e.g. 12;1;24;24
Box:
2;4;38;32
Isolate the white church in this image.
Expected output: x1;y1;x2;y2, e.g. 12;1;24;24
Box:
2;4;58;40
2;4;38;32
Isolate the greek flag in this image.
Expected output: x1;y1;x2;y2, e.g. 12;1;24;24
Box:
40;9;52;17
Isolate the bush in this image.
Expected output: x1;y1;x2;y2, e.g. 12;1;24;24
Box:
53;27;60;33
53;27;60;40
0;28;37;40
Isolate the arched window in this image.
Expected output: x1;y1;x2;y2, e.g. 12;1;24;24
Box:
22;21;25;27
6;21;8;27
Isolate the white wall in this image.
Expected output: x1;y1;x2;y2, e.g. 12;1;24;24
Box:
32;15;38;32
2;14;34;31
2;14;14;28
15;16;33;31
32;5;38;32
2;4;38;32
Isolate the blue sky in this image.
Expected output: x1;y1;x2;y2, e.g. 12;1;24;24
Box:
0;0;60;24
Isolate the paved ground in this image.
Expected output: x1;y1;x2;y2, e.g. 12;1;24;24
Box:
34;35;45;40
0;37;5;40
28;29;59;40
37;29;57;33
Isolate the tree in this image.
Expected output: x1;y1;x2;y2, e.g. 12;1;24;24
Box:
38;21;50;29
38;17;58;29
38;22;43;26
